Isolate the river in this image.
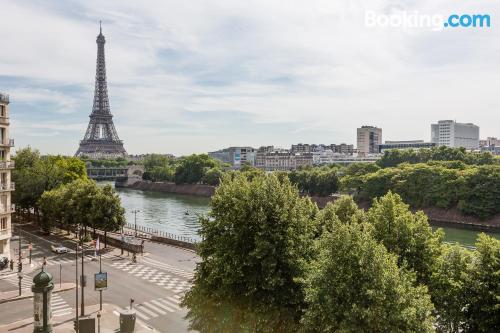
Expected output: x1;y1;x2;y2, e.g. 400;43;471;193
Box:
109;183;499;246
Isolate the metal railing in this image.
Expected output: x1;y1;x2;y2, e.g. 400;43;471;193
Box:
0;117;9;125
0;93;9;104
0;139;14;147
0;229;10;237
0;160;14;169
124;223;199;244
0;182;15;191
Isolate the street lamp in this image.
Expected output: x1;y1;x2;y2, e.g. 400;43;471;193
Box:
131;210;140;237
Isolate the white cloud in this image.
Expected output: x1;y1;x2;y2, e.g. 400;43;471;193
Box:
1;0;499;155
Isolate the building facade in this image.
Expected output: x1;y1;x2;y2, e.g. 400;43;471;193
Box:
208;147;256;168
357;126;382;156
377;140;436;153
0;93;14;260
431;120;479;149
291;143;354;155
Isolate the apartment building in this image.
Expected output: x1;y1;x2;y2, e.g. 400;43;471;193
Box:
208;146;256;168
357;126;382;156
0;93;14;260
431;120;479;149
291;143;354;155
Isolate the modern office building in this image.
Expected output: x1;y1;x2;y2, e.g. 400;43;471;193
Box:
0;92;14;260
377;140;436;153
357;126;382;156
431;120;479;149
208;147;256;168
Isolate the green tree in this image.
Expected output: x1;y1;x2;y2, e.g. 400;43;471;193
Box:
429;244;472;333
464;234;500;332
366;192;443;284
90;184;126;246
301;221;435;332
458;165;500;219
201;167;223;186
182;174;318;332
175;154;219;184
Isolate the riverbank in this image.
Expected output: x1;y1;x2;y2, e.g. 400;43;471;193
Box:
116;179;215;196
117;180;500;232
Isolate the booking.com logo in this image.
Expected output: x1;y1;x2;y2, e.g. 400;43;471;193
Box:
365;11;491;31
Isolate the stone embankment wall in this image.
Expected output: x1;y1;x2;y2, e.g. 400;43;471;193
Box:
116;179;215;197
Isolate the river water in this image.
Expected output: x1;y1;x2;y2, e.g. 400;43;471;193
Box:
109;183;499;246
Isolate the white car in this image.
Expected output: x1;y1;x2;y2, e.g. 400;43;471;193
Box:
51;244;69;254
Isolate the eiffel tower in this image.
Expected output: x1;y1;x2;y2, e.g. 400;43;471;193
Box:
76;23;127;158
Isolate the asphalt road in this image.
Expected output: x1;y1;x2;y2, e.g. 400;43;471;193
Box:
0;223;199;332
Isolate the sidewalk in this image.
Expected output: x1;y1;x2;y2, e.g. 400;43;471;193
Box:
0;282;76;304
0;303;159;332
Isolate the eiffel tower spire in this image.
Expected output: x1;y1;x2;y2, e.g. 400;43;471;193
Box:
76;23;127;158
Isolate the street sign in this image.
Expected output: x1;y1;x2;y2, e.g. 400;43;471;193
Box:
95;272;108;291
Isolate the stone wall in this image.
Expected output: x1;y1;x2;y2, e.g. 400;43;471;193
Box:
116;179;215;197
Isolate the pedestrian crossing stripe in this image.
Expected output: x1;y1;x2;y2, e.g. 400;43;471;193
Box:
42;253;116;267
123;295;183;321
110;262;192;293
113;259;194;279
5;274;32;289
52;294;73;317
140;257;194;279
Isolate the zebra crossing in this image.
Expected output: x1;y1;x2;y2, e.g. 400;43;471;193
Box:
115;294;183;321
51;293;72;317
111;262;192;293
42;252;116;267
4;274;32;289
139;257;194;280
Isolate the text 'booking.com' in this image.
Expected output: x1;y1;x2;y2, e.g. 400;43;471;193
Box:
365;11;491;31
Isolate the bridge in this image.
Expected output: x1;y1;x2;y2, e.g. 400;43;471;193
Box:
87;166;128;180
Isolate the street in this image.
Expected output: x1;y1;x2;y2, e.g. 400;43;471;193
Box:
0;223;198;332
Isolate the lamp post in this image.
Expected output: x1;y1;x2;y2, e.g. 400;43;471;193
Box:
75;228;79;333
32;267;54;333
131;210;140;237
18;272;23;296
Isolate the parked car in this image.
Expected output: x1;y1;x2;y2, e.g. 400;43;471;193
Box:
51;244;69;254
0;256;8;270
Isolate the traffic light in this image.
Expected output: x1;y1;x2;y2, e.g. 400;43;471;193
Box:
73;319;78;331
18;262;22;272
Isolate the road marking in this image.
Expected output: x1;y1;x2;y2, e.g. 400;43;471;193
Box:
150;299;175;312
142;302;167;315
52;294;73;317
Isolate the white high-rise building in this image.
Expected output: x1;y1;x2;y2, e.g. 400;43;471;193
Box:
0;93;14;261
431;120;479;149
357;126;382;156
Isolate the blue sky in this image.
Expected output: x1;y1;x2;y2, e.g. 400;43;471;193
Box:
1;0;499;156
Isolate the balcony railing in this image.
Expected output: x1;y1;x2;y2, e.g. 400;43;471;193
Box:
0;182;14;191
0;93;9;104
0;161;14;169
0;139;14;147
0;229;10;237
0;117;9;125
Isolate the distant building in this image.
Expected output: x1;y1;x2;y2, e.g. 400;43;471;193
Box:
208;147;256;168
357;126;382;156
479;137;500;148
0;92;14;260
261;151;313;171
377;140;436;153
291;143;354;155
431;120;479;149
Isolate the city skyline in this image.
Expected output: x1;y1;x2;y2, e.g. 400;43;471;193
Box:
1;1;499;156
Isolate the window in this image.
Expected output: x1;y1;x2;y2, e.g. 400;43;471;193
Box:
0;105;4;117
0;217;6;230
